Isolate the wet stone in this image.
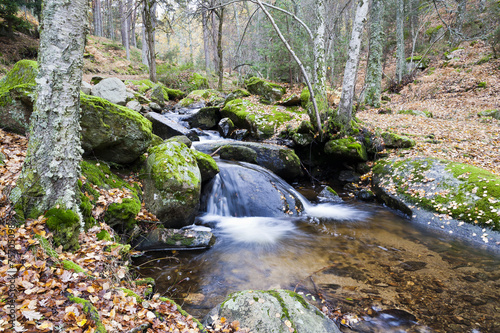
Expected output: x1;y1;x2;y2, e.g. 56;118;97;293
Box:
399;261;427;271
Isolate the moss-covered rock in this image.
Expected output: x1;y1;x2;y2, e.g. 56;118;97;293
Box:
224;88;251;105
0;151;5;166
132;227;215;251
195;141;302;181
372;157;500;234
397;109;432;118
166;135;192;148
204;289;340;333
150;134;164;147
192;150;219;183
80;94;152;164
219;145;258;164
143;142;201;228
178;89;224;108
80;160;142;231
45;207;81;251
478;109;500;120
300;87;310;109
188;72;209;90
381;132;416;148
406;56;429;69
221;99;293;139
244;77;286;103
324;137;368;162
150;83;169;106
125;79;185;100
0;60;38;134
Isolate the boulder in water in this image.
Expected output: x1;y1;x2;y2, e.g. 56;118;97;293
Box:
132;226;214;251
219;145;257;164
143;142;201;228
186;106;221;130
218;117;235;137
318;186;343;204
204;289;341;333
192;150;219;183
324;137;368;162
178;89;224;108
145;111;192;139
194;141;302;181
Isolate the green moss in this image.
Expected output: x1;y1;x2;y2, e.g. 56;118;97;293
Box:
475;55;491;65
300;87;310;109
189;73;209;90
192;150;219;182
159;297;204;331
381;132;416;148
478;109;500;120
119;287;143;303
0;60;38;89
45;208;80;251
326;187;338;196
62;260;86;274
96;229;112;241
425;25;443;37
33;234;59;259
150;134;164;147
477;82;487;88
66;293;106;333
221;99;252;128
397;109;432;117
104;198;141;231
324;137;368;162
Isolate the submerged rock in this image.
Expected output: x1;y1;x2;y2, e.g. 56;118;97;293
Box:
143;142;201;228
132;227;214;251
317;186;343;204
204;289;340;333
194;141;302;181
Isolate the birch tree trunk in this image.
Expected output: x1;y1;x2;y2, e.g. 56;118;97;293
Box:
313;0;327;124
452;0;467;44
142;0;156;82
120;0;130;60
13;0;88;249
364;0;384;107
396;0;406;82
93;0;103;36
337;0;369;130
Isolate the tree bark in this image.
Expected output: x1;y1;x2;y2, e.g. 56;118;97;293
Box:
217;6;224;91
13;0;88;247
364;0;384;107
452;0;467;44
93;0;103;36
142;0;156;82
129;0;137;47
313;0;327;124
202;8;211;70
120;0;130;60
337;0;369;130
396;0;406;82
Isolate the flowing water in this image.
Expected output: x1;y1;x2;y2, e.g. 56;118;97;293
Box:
134;109;500;332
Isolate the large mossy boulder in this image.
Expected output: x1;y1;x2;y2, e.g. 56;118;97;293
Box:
80;94;153;164
178;89;224;108
188;72;209;90
224;88;251;105
143;142;202;228
79;160;142;231
0;60;38;134
150;83;169;106
221;99;293;139
381;132;416;148
372;157;500;236
194;141;302;181
478;109;500;120
125;79;185;100
324;137;368;162
204;289;340;333
244;77;286;103
91;77;130;106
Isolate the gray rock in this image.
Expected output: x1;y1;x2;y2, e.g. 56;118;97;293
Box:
81;81;92;95
192;150;219;183
145;112;191;139
279;94;301;106
166;135;192;148
91;77;128;106
218;118;235;137
132;227;214;251
244;77;286;103
149;102;162;112
194;141;302;181
204;289;340;333
339;170;361;183
231;129;249;140
126;100;143;113
143;142;201;228
372;157;500;251
150;84;168;106
317;186;343;204
186;107;221;130
219;145;258;164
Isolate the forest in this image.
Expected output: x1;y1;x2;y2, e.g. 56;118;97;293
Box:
0;0;499;332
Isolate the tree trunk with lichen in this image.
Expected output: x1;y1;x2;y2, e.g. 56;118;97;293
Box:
217;6;224;91
12;0;88;250
337;0;369;131
142;0;157;82
313;0;327;126
396;0;406;82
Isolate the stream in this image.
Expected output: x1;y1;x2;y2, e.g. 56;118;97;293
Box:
133;107;500;332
